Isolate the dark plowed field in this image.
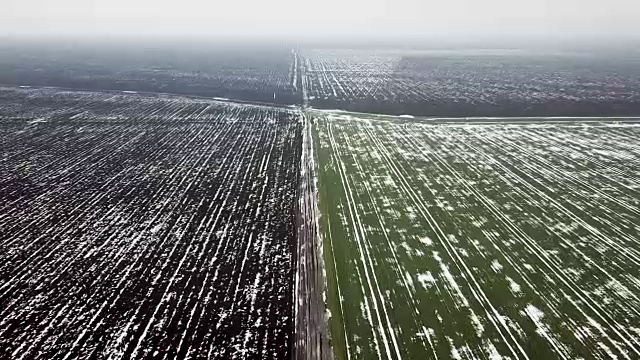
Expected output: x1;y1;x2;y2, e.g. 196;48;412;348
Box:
0;88;302;359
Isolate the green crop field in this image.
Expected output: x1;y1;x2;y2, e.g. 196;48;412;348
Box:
312;113;640;360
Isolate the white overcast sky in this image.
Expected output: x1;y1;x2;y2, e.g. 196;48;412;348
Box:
2;0;639;39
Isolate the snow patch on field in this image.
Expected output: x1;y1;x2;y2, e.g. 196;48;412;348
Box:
419;236;433;246
490;259;503;273
506;276;523;297
405;271;416;293
416;272;436;290
469;312;485;337
483;340;502;360
150;223;164;235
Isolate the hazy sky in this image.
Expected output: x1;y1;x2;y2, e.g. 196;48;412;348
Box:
2;0;640;39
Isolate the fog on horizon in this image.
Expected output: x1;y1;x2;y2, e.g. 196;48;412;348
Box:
2;0;640;42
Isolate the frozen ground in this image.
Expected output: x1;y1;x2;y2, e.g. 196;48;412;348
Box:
0;87;302;358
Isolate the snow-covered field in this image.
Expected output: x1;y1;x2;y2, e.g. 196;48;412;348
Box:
2;85;639;359
313;113;640;359
300;49;640;117
0;87;302;358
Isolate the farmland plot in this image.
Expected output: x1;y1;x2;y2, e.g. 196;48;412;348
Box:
313;113;640;359
0;88;302;358
301;49;640;117
0;42;300;105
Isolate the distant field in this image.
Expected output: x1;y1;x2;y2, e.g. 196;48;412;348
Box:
301;49;640;117
0;88;301;358
0;41;300;105
312;113;640;359
4;40;640;118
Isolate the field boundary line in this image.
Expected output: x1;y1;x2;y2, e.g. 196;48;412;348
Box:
294;112;332;360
